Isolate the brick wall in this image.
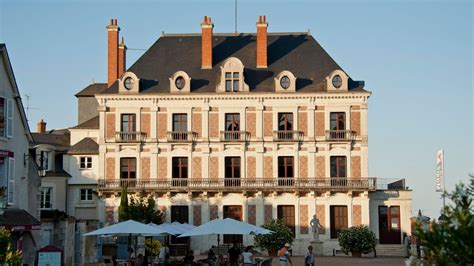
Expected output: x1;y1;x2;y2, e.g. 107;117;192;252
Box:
353;205;362;226
247;157;256;179
158;157;167;179
246;112;256;138
351;156;361;178
106;158;115;180
209;157;218;180
210;205;218;220
316;205;325;234
264;156;273;179
316;156;325;177
299;156;308;179
263;112;272;137
193;205;202;226
298;109;307;136
157;112;167;139
141;157;150;179
192;157;202;179
248;205;256;225
106;113;115;139
192;111;202;138
315;112;325;137
209;113;218;138
300;205;309;234
141;113;151;137
264;205;273;224
351;111;360;136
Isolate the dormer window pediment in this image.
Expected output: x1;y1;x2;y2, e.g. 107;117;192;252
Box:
169;71;191;93
119;72;140;93
275;71;296;92
217;57;249;93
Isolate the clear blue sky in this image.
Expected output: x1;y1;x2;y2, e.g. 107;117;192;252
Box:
1;0;472;219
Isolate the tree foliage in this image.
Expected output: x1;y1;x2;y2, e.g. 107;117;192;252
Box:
0;228;21;265
145;238;162;257
337;225;376;254
118;185;165;224
254;219;294;252
415;176;474;265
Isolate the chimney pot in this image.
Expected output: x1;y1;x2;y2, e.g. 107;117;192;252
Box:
118;37;127;78
201;16;214;69
107;18;120;87
37;119;46;134
256;15;268;68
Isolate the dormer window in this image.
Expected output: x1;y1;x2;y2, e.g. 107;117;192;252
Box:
124;77;134;90
175;76;186;90
280;76;291;89
225;72;239;92
217;57;249;93
332;75;342;88
326;70;348;91
170;71;191;93
274;71;296;92
119;72;140;93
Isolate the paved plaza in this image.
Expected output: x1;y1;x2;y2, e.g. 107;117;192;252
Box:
274;256;406;266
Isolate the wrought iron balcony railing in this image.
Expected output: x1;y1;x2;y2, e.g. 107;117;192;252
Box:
115;131;147;143
167;131;197;142
220;131;250;142
273;130;303;141
325;130;355;141
97;177;378;192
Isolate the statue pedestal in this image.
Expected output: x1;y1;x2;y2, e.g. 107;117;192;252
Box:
310;240;324;256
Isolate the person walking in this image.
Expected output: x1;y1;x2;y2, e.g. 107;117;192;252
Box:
305;246;314;266
228;242;241;266
242;246;255;266
278;243;292;266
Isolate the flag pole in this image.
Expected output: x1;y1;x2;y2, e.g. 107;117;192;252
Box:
442;150;446;215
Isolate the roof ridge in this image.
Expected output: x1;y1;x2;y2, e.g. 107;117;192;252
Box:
161;32;310;37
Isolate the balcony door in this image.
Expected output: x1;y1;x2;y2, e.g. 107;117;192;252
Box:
225;157;241;187
225;113;240;140
278;156;294;186
120;158;136;187
172;157;188;186
170;206;190;253
277;205;295;236
330;205;348;239
329;112;346;139
330;156;346;186
223;205;243;244
379;206;401;244
278;113;293;140
172;114;188;141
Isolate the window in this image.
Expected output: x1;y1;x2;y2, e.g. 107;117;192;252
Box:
224;113;240;140
172;114;188;141
172;157;188;186
225;72;240;92
330;112;346;131
40;187;52;209
80;188;93;201
124;77;134;90
330;206;348;238
278;113;293;131
40;151;51;171
175;76;186;90
278;156;294;186
0;157;14;205
330;156;346;178
80;157;92;169
0;98;13;138
379;206;402;244
280;76;291;89
332;75;343;88
225;157;241;187
171;206;189;244
224;205;243;243
121;114;136;132
277;205;295;236
120;158;136;179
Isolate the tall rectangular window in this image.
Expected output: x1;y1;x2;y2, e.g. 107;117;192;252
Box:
330;112;346;130
277;205;296;236
80;188;93;201
330;156;346;178
172;157;188;186
121;114;136;132
80;157;92;169
225;72;239;92
40;187;52;209
278;113;293;131
223;205;243;243
172;114;187;132
330;206;348;239
120;158;136;179
278;156;294;186
171;206;189;244
225;113;240;131
225;157;241;187
0;98;4;137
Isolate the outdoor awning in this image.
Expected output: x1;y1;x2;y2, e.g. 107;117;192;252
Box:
149;222;196;235
0;208;41;231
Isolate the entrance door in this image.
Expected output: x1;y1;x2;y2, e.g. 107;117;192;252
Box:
277;205;295;236
170;206;190;255
330;206;348;239
224;205;243;244
379;206;401;244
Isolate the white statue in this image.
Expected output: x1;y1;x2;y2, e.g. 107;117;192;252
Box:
309;215;322;241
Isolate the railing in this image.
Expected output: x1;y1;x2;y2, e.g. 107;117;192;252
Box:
375;178;406;190
167;131;196;142
97;177;378;192
220;131;250;142
115;131;147;142
325;130;355;141
273;130;303;141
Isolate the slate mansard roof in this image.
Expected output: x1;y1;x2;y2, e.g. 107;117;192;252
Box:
100;33;365;95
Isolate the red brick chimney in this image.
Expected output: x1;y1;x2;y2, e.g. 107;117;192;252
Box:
118;37;127;78
107;19;120;87
201;16;213;69
256;15;268;68
37;119;46;133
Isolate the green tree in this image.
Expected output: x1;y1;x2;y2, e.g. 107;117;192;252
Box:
337;225;376;255
254;219;294;254
118;187;165;224
118;185;129;221
415;176;474;265
0;228;21;266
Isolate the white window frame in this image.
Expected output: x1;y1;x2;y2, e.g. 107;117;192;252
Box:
7;158;14;205
0;97;5;138
80;188;93;201
40;187;52;209
6;99;13;138
79;157;92;169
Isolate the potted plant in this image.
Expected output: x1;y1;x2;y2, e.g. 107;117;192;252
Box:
337;225;376;257
254;219;294;256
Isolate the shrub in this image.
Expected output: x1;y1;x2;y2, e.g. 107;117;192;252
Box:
0;228;21;265
254;219;294;253
337;225;376;254
145;238;162;257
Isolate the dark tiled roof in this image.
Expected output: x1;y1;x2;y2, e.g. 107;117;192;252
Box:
100;33;365;94
45;170;71;177
71;115;99;129
68;138;99;155
75;83;107;97
0;208;41;226
32;129;70;147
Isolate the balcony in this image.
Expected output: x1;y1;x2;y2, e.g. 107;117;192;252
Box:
325;130;355;141
273;130;303;141
115;131;147;143
97;177;378;193
220;131;250;142
167;131;197;143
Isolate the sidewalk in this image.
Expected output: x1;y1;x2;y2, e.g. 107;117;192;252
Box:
272;256;405;266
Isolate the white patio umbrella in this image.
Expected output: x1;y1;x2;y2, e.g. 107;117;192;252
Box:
178;218;272;258
149;222;196;236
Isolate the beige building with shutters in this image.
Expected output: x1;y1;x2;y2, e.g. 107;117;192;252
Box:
73;16;413;255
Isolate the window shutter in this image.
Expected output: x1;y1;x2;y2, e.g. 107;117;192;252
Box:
6;99;13;138
7;158;15;205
